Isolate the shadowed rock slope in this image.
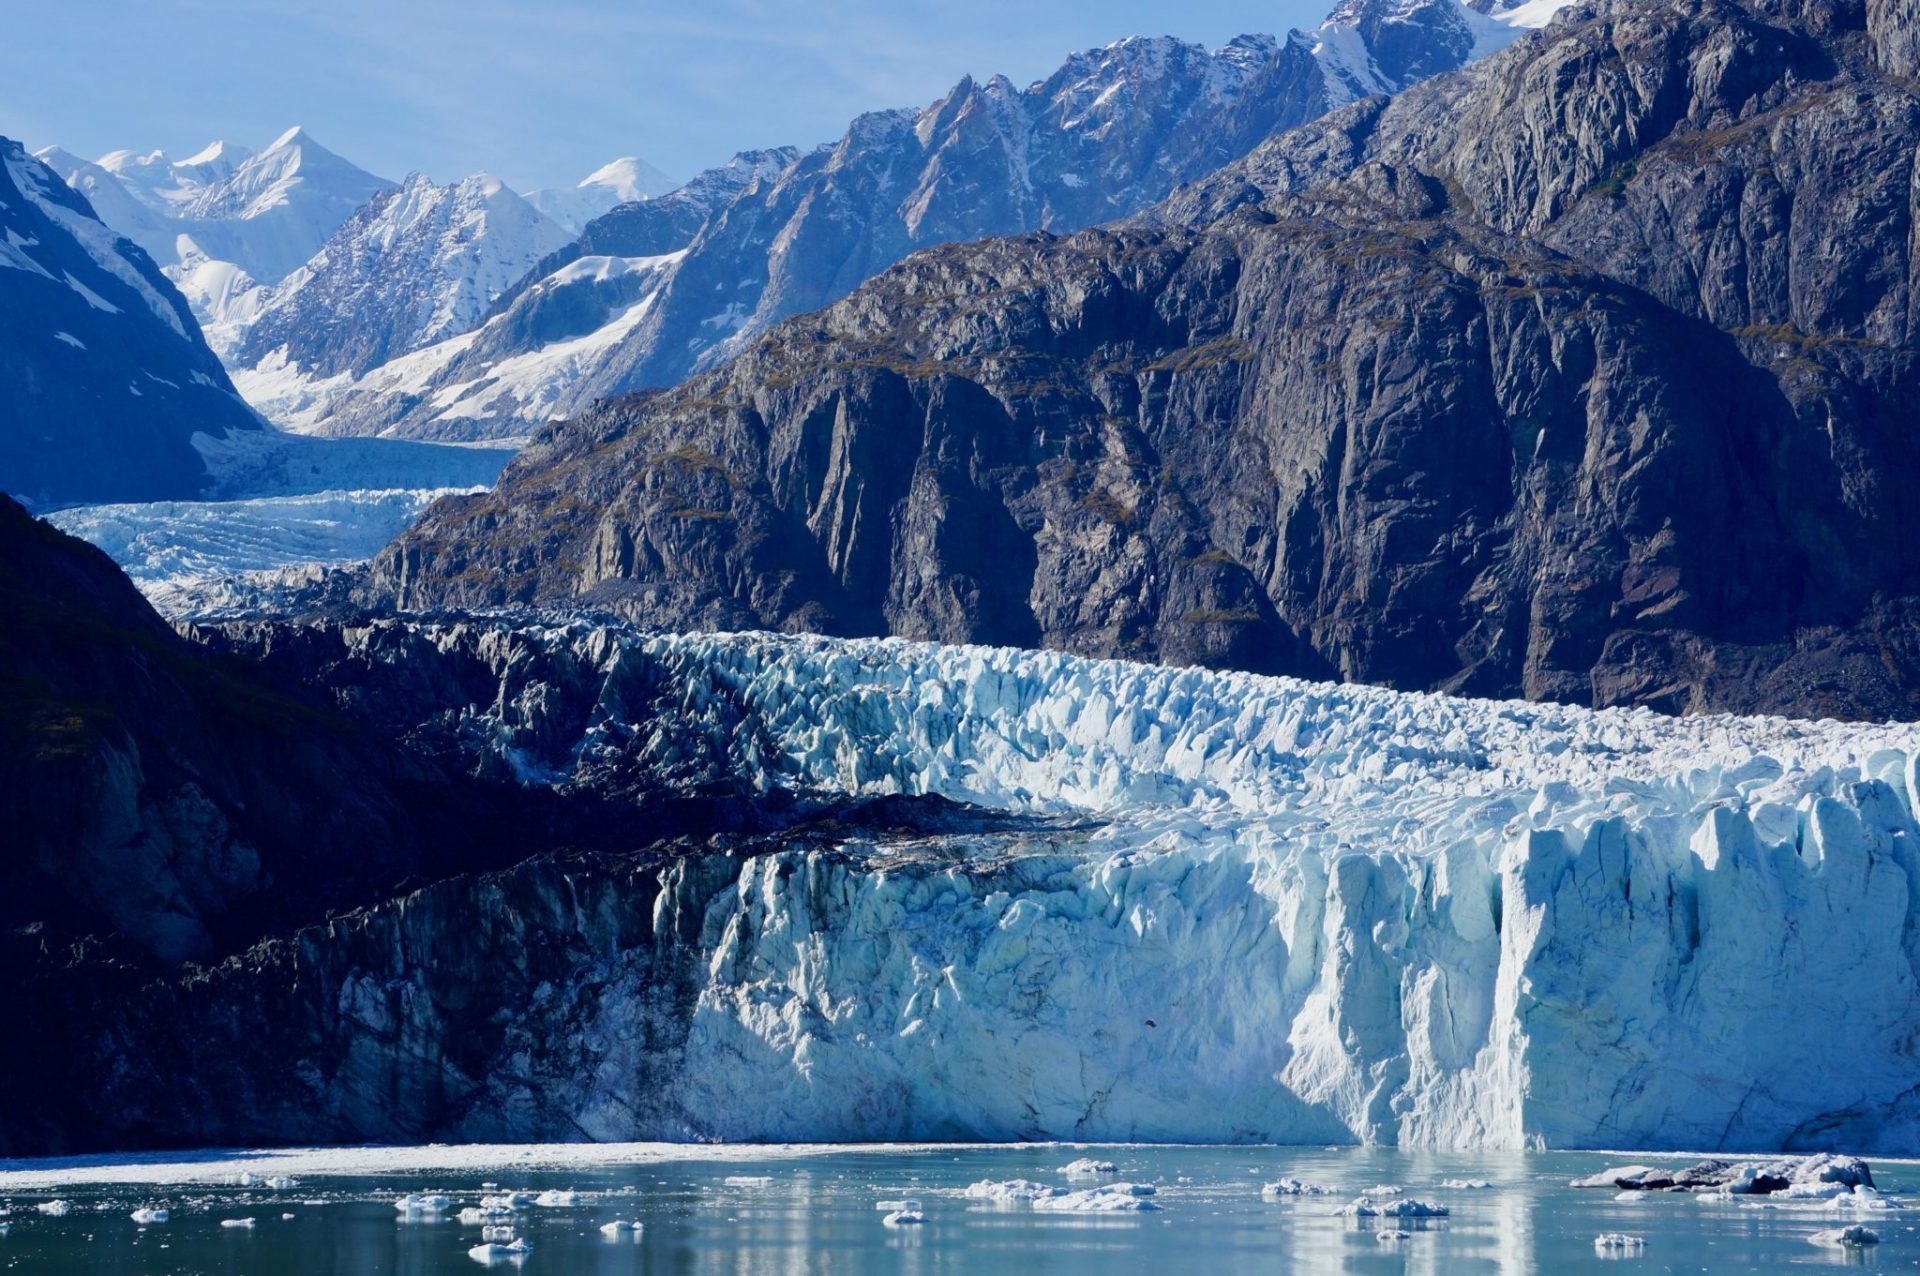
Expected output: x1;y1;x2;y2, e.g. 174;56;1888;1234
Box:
370;0;1920;719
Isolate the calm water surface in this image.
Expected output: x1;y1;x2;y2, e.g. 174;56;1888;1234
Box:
0;1146;1913;1274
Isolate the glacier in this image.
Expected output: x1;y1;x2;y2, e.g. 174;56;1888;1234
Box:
266;621;1920;1152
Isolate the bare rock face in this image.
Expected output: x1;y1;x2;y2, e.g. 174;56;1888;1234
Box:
366;0;1920;720
1869;0;1919;77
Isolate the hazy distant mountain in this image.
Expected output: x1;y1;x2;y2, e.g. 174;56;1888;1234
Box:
524;156;678;235
34;128;393;352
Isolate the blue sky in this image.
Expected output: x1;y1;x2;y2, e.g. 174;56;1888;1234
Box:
2;0;1328;191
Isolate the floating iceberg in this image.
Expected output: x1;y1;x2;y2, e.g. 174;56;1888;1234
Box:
220;1217;255;1229
129;1208;168;1224
963;1180;1065;1204
36;1201;70;1217
1061;1159;1118;1177
1809;1225;1879;1247
1031;1184;1158;1213
1262;1179;1336;1198
531;1189;576;1207
1338;1196;1448;1218
1594;1233;1646;1253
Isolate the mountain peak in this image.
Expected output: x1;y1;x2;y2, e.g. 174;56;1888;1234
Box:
268;125;313;151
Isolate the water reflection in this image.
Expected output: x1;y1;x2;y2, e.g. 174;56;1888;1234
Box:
0;1146;1912;1274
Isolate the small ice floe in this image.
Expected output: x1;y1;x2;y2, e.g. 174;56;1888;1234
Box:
480;1224;516;1243
220;1217;256;1229
459;1207;515;1225
37;1201;72;1217
1809;1225;1879;1248
599;1219;643;1239
1594;1233;1646;1254
0;1221;9;1235
532;1189;577;1207
281;1213;296;1220
1062;1158;1118;1178
1337;1196;1448;1218
1031;1184;1159;1213
468;1238;534;1263
1376;1229;1414;1243
264;1176;299;1190
723;1176;772;1187
1262;1179;1335;1199
874;1199;921;1211
963;1180;1065;1205
483;1192;535;1209
396;1194;452;1214
1440;1179;1492;1190
882;1208;926;1227
1362;1184;1405;1196
129;1208;170;1225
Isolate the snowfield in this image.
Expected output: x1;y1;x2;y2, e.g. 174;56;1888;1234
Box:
318;622;1920;1150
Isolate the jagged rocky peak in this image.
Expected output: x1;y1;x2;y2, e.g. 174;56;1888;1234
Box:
368;0;1920;720
235;167;571;379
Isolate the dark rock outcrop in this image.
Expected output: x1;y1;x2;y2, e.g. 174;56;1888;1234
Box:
367;0;1920;719
0;139;263;506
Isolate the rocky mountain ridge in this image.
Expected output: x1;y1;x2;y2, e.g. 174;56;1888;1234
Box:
242;0;1566;442
368;0;1920;720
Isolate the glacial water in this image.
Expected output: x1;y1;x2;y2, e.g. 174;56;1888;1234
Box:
0;1145;1913;1273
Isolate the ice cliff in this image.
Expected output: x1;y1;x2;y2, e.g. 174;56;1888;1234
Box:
151;621;1920;1153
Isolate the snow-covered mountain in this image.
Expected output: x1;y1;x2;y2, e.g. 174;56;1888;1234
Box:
525;156;677;235
243;0;1569;442
34;128;393;346
233;171;571;381
0;138;263;505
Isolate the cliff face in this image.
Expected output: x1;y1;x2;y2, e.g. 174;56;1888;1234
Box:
366;0;1920;719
